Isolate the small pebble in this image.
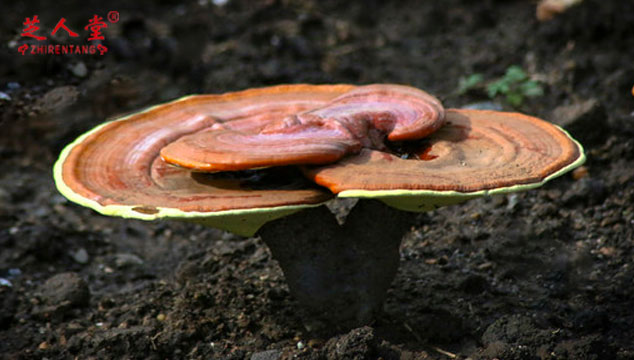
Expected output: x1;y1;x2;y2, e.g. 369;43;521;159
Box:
72;248;90;264
69;62;88;78
114;253;144;268
507;194;519;210
478;262;495;270
8;268;21;277
572;166;589;180
156;313;166;321
250;349;282;360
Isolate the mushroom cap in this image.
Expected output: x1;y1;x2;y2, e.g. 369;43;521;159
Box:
54;84;358;236
55;84;585;236
303;109;586;211
159;84;444;171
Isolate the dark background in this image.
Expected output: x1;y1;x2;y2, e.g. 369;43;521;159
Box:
1;0;634;359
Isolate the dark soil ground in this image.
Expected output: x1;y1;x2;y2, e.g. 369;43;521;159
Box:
1;0;634;359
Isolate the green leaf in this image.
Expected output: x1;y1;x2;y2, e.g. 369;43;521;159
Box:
504;65;527;83
457;73;484;94
486;81;509;98
506;93;524;107
520;81;544;97
482;65;544;106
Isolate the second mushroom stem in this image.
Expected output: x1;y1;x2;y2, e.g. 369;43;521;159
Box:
257;199;419;332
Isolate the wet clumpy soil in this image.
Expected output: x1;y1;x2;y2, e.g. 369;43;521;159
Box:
1;0;634;359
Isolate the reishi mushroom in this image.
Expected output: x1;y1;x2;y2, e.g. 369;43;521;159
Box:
54;84;585;331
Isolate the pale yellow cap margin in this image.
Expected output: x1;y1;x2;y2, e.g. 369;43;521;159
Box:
339;125;586;212
54;97;585;237
52;95;325;237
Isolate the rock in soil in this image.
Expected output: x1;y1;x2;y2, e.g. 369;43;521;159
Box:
550;98;608;145
32;272;90;319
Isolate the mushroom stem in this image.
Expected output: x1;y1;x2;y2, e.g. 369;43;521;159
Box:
257;199;418;332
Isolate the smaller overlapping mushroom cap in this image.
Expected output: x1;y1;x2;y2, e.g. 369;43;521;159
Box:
303;109;585;211
160;84;444;171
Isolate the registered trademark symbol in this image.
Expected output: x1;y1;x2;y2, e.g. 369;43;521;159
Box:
107;11;119;23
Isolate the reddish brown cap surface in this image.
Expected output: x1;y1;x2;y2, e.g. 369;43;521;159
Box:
55;85;360;217
159;84;444;171
304;109;584;193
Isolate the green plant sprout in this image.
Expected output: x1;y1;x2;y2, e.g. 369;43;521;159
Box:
457;73;484;95
458;65;544;107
